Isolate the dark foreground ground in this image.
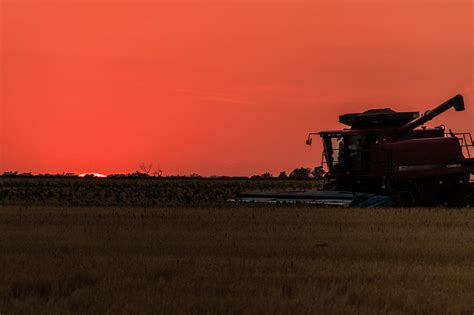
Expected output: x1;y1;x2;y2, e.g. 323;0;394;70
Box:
1;205;473;314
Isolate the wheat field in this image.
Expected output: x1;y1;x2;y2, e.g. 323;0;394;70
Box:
0;205;473;314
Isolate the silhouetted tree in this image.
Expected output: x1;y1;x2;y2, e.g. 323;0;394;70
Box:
278;171;288;179
289;167;311;179
139;163;153;175
311;166;325;180
130;171;150;178
153;168;163;177
2;171;18;177
261;172;273;179
108;173;127;178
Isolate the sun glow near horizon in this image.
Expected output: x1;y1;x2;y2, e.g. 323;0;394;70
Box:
78;173;107;178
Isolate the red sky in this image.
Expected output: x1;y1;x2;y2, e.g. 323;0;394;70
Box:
1;0;473;176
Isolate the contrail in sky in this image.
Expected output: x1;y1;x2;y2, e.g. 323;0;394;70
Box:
169;88;257;105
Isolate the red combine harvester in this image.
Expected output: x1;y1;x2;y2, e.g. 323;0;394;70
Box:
236;95;474;207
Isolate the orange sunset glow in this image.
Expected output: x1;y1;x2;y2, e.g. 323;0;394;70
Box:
1;0;473;176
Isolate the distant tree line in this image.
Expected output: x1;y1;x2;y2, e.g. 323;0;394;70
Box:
1;166;325;180
250;166;325;180
1;171;78;178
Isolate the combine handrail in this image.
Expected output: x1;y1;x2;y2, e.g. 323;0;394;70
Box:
446;131;474;158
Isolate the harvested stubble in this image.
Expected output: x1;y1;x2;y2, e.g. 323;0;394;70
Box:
0;205;473;314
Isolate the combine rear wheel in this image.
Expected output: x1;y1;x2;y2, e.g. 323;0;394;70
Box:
461;194;474;207
457;186;474;208
447;182;474;207
394;183;420;207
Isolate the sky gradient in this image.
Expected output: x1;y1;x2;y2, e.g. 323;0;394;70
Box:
1;0;473;176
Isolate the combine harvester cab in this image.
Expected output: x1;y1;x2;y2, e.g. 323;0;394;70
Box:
235;95;474;207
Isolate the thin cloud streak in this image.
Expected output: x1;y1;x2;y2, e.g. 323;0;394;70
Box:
169;87;257;105
203;97;257;105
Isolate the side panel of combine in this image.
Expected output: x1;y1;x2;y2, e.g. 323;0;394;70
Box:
380;137;470;205
385;137;465;179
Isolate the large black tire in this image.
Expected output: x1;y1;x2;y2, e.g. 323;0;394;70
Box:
461;194;474;207
456;186;474;208
394;182;420;207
